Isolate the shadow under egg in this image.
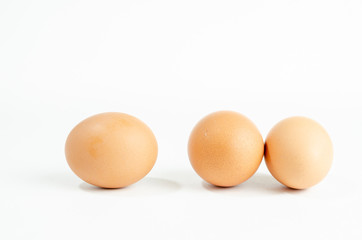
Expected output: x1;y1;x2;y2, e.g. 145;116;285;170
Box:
201;172;309;196
78;177;182;196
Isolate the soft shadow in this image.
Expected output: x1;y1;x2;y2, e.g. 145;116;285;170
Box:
152;169;205;192
34;169;308;197
202;172;308;196
78;177;181;197
34;171;82;190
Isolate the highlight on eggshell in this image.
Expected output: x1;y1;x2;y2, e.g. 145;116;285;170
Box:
188;111;264;187
65;112;158;188
264;116;333;190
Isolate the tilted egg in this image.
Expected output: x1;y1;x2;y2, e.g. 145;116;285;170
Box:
265;116;333;189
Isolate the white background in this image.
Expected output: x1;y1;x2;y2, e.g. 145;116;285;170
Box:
1;0;362;239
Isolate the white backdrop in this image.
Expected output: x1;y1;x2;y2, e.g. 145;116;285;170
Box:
1;0;361;239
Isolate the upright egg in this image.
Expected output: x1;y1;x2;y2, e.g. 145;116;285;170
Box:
265;116;333;189
65;112;158;188
188;111;264;187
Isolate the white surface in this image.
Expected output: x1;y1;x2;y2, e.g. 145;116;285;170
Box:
1;0;362;239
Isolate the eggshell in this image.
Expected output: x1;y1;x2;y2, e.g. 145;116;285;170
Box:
65;112;158;188
188;111;264;187
265;116;333;189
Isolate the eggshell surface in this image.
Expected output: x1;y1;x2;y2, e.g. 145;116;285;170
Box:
188;111;264;187
65;112;158;188
265;116;333;189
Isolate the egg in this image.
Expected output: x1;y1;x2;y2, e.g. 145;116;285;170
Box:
265;116;333;189
65;112;158;188
188;111;264;187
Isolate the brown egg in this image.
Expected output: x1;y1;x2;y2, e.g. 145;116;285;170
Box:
265;116;333;189
65;112;158;188
188;111;264;187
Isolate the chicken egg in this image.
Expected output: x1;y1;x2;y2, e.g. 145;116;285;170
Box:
65;112;158;188
265;116;333;189
188;111;264;187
